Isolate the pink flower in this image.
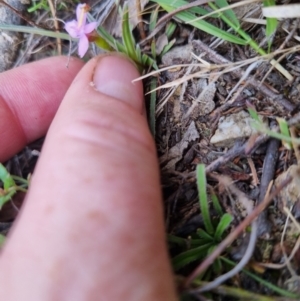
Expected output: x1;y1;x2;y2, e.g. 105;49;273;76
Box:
65;3;97;58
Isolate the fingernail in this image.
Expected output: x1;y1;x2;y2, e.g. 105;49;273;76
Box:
92;54;144;113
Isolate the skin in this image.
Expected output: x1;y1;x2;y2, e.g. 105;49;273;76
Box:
0;54;178;301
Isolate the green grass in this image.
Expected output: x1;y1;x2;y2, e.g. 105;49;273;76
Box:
152;0;292;80
169;164;233;277
0;164;28;208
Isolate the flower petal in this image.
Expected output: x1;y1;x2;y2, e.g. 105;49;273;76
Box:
83;22;97;34
76;3;87;28
78;34;89;58
76;4;85;21
65;20;79;38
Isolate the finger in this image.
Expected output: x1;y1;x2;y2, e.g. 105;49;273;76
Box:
0;56;84;162
0;54;178;301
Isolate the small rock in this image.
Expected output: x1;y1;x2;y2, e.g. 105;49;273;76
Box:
210;110;261;148
161;44;193;66
274;165;300;211
0;0;27;72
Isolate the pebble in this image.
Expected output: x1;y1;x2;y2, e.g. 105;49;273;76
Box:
0;0;28;72
210;110;261;148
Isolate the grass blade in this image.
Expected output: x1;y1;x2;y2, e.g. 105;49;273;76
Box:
197;228;213;240
153;0;247;45
210;188;223;216
149;77;157;136
277;117;292;150
121;3;138;61
172;243;214;271
196;164;214;235
0;24;71;40
214;213;233;242
220;257;300;298
0;163;15;190
215;0;239;27
152;0;211;17
263;0;278;52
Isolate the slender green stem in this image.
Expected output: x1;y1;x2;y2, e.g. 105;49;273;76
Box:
197;164;214;235
192;279;296;301
0;24;73;40
220;257;300;298
149;77;157;136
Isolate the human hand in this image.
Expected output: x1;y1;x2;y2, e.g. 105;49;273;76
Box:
0;55;177;301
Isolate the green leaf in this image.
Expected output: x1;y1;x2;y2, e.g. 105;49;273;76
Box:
152;0;211;17
277;117;292;150
172;243;213;270
197;228;213;240
210;189;223;216
167;234;212;248
93;36;113;51
149;5;159;32
87;13;126;53
214;213;233;242
263;0;278;51
212;257;223;274
165;21;177;39
196;164;214;235
161;39;176;56
247;106;260;123
151;40;157;59
215;0;240;27
121;3;138;61
0;164;15;190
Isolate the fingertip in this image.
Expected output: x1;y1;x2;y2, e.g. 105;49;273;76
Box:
93;54;144;113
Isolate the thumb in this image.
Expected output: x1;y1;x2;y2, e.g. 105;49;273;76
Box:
0;54;177;301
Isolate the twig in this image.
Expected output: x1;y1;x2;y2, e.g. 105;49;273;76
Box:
247;157;259;186
136;0;146;40
205;134;269;174
185;175;292;288
225;60;261;102
192;40;296;112
47;0;61;55
257;137;280;237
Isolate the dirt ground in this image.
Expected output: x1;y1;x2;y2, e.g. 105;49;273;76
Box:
1;0;300;300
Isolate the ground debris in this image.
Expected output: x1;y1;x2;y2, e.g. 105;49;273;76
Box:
0;0;26;72
210;110;265;148
274;165;300;214
160;121;199;171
